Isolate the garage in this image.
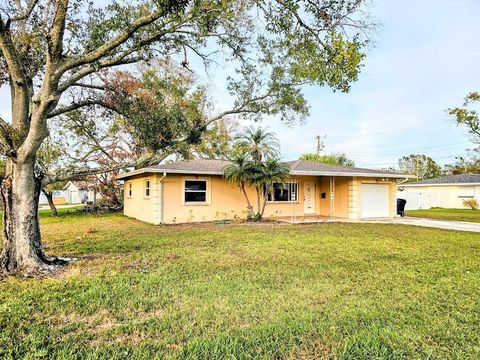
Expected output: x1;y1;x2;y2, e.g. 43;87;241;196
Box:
361;183;389;218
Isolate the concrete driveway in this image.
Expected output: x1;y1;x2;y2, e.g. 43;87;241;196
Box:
365;217;480;233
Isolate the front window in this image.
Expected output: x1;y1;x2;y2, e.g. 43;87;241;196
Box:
267;182;298;202
144;180;150;197
184;180;207;203
128;183;132;197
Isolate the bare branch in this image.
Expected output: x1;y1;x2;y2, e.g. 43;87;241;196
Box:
57;55;144;93
72;83;105;91
47;0;68;62
42;162;135;185
10;0;38;22
47;98;115;118
205;92;275;126
271;0;327;47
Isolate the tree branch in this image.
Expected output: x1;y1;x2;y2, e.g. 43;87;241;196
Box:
0;115;16;157
42;162;135;186
10;0;38;22
204;91;275;126
57;55;144;93
72;82;105;91
47;0;68;63
0;15;30;133
57;9;164;74
47;98;115;118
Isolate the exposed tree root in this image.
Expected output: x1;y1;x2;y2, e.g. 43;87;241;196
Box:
0;256;77;278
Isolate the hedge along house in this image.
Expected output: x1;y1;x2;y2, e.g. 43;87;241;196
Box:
117;159;412;224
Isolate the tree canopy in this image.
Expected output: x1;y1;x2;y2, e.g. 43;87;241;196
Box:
299;153;355;167
449;92;480;146
398;154;442;180
0;0;374;275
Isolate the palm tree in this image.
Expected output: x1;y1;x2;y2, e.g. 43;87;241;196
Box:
225;127;290;221
259;159;290;217
224;153;255;218
235;127;280;163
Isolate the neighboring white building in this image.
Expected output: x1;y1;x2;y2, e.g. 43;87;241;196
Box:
63;181;98;204
399;174;480;210
39;190;67;205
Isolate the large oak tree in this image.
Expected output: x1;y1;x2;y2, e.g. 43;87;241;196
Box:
0;0;372;276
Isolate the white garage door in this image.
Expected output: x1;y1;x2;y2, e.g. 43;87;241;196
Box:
361;184;389;218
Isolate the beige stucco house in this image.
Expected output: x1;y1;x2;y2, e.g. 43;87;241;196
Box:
117;159;412;224
399;174;480;210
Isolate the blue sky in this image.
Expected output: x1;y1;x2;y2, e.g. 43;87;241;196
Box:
205;0;480;168
1;0;479;169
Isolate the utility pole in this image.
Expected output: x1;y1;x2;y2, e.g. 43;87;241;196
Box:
316;135;325;155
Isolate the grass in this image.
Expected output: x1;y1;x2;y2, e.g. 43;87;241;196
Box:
1;211;480;359
406;208;480;222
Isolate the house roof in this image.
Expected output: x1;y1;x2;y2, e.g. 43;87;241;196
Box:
63;181;90;190
401;174;480;186
117;159;412;180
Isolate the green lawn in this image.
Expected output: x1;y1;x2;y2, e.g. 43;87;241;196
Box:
406;208;480;223
1;211;480;359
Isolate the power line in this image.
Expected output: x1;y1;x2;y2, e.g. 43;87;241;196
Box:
326;121;448;139
337;141;470;155
358;154;462;167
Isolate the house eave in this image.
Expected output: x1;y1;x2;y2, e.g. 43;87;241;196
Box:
117;168;224;179
290;170;413;179
401;182;480;187
118;167;413;180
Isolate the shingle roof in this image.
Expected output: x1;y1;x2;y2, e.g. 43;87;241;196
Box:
117;159;411;179
402;174;480;186
152;159;230;174
285;160;406;176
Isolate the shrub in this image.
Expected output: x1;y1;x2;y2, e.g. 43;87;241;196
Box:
463;199;479;210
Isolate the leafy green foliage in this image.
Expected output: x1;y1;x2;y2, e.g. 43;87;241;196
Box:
224;127;289;219
444;154;480;175
234;127;280;162
177;119;237;160
104;64;209;154
300;152;355;167
447;92;480;174
1;0;373;173
449;92;480;144
398;154;441;180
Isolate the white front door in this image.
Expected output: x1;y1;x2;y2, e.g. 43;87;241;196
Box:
304;181;316;214
361;184;389;218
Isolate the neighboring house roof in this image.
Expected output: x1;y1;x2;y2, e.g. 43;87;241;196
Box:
401;174;480;187
117;159;412;180
63;181;91;190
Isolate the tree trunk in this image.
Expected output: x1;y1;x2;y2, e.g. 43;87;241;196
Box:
240;183;253;217
260;189;269;218
256;186;261;217
0;160;68;276
42;190;58;217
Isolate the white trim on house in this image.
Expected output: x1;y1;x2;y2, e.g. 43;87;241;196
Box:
182;177;211;206
117;168;224;179
118;167;413;180
290;170;413;179
401;182;480;187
